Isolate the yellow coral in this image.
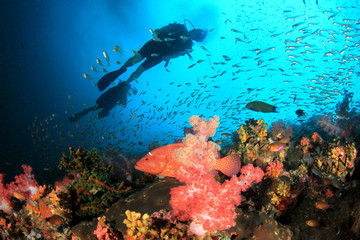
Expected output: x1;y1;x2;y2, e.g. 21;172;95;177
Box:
271;192;281;205
48;190;61;206
258;127;268;143
331;146;346;163
276;182;290;197
123;210;150;239
256;119;265;126
298;164;308;176
237;125;247;143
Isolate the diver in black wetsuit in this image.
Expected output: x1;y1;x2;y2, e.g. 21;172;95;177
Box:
69;21;207;122
69;82;132;122
97;21;207;91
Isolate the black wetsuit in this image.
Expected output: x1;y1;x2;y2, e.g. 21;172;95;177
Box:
96;23;194;93
137;32;193;70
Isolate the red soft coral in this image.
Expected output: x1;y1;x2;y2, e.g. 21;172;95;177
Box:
0;173;13;214
94;216;119;240
0;165;39;214
265;161;284;179
170;116;264;234
170;164;263;233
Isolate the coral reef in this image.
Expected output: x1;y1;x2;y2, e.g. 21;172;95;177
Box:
98;144;139;182
0;165;40;215
232;118;291;167
0;146;133;239
299;133;356;183
59;146;131;218
317;113;344;137
1;110;359;240
94;215;121;240
123;210;150;239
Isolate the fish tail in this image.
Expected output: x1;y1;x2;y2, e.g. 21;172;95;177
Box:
275;107;280;113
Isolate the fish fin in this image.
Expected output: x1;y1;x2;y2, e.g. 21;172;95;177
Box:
275;107;280;113
97;68;126;91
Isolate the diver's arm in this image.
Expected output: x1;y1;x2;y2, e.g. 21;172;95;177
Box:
186;52;193;61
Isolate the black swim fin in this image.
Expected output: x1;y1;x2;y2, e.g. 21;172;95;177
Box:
97;68;126;91
69;106;96;122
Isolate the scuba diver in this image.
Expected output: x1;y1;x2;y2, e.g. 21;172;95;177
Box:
97;20;207;92
69;20;207;122
69;82;135;122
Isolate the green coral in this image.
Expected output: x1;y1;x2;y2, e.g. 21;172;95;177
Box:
58;147;131;218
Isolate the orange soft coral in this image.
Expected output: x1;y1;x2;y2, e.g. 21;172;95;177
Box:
265;161;284;179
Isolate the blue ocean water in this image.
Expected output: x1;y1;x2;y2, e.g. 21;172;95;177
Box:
0;0;359;183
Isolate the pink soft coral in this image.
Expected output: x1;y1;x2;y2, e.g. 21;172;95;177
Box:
94;216;119;240
170;116;264;234
0;173;12;214
170;164;263;233
94;224;117;240
175;115;220;174
0;165;39;214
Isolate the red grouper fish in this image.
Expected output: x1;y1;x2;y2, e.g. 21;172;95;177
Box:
135;143;241;177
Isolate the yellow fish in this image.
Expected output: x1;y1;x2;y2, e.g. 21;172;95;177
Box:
96;58;103;66
83;73;91;79
103;50;110;66
268;141;287;152
113;45;124;55
90;66;97;72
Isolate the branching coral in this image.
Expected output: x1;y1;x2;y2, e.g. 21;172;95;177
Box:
317;114;344;137
237;125;247;143
123;210;150;239
58;147;131;218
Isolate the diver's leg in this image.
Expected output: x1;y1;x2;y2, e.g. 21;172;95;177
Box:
97;54;144;91
125;57;162;84
69;106;96;122
121;53;144;69
125;65;146;84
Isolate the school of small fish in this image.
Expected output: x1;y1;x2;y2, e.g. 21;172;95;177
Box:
31;2;360;159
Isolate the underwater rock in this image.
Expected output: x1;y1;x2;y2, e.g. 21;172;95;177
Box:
221;211;294;240
71;178;182;239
